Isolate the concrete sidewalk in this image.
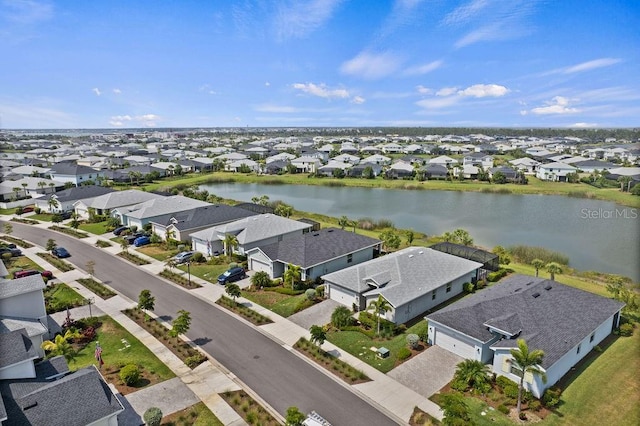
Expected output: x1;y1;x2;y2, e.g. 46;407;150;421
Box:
6;216;445;423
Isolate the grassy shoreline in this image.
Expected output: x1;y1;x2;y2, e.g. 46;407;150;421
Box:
143;172;640;207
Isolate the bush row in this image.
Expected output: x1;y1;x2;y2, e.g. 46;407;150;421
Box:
37;252;75;272
48;225;89;239
216;296;273;325
158;269;202;289
117;251;151;265
294;337;369;383
77;278;117;299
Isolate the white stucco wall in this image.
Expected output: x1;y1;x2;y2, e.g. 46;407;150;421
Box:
0;359;37;380
0;291;46;322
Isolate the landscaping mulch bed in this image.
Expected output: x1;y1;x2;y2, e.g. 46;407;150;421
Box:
123;308;207;369
117;251;151;265
409;407;440;426
1;236;34;248
94;240;112;248
219;390;280;426
159;269;202;289
216;296;273;325
49;225;89;238
77;277;117;299
101;364;166;396
37;252;75;271
11;217;38;224
294;337;370;385
160;402;222;426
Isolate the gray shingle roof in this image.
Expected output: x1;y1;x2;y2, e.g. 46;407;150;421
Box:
257;228;381;268
48;185;115;203
0;329;37;369
322;247;482;308
427;274;625;368
122;195;211;219
0;275;45;300
0;317;48;338
84;189;162;210
150;204;258;230
191;214;312;244
49;162;98;176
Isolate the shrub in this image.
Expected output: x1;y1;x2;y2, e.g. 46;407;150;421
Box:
191;252;205;263
497;404;510;415
305;288;316;301
508;245;569;265
618;323;634;336
315;284;325;298
332;306;354;328
185;354;206;368
487;268;509;282
406;333;419;349
542;388;562;408
463;282;475;293
529;399;542;411
397;347;412;360
143;407;163;426
119;364;140;386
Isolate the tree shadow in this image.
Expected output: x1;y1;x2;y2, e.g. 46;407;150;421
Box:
157;314;173;322
192;337;212;346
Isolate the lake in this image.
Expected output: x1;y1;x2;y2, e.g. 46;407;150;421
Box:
200;182;640;281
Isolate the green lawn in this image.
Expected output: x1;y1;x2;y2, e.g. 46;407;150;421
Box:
181;262;229;284
161;402;224;426
462;397;514;426
541;331;640;426
327;320;428;373
242;291;311;317
30;213;54;222
72;316;175;382
78;221;111;235
44;283;85;313
3;256;45;275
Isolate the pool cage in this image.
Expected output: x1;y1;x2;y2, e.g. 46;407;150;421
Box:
431;242;500;272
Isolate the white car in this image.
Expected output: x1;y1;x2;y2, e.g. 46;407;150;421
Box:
173;251;194;264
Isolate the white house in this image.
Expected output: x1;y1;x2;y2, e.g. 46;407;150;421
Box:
536;162;577;181
361;154;392;166
509;158;540;174
116;195;211;229
48;162;104;186
291;156;322;173
73;189;162;220
322;247;481;324
426;274;624;397
429;155;458;166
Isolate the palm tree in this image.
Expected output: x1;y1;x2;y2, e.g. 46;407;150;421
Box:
367;295;391;336
283;264;301;290
224;234;238;259
618;176;632;192
41;330;81;363
531;259;545;277
510;339;547;416
338;215;349;230
546;262;563;281
453;359;491;393
48;196;59;213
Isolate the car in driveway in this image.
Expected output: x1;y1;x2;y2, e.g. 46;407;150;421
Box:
124;232;147;245
173;251;194;264
217;267;246;285
0;246;23;257
113;226;129;236
21;206;35;213
13;269;53;279
52;247;70;258
133;235;151;247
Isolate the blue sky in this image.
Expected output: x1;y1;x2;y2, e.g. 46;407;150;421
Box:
1;0;638;129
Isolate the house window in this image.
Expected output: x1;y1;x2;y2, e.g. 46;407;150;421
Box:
446;283;452;293
576;344;581;354
347;254;353;263
510;364;523;377
432;290;437;300
590;333;595;343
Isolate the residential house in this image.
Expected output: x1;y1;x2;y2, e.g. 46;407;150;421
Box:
322;247;482;324
8;165;51;178
536;162;577;181
291;156;321;173
35;186;115;213
317;161;352;177
226;159;260;173
264;160;289;175
347;163;383;178
150;204;258;243
386;162;414;179
489;166;518;181
509;158;540;174
426;274;624;397
420;164;448;180
361;154;391;166
463;153;494;169
332;154;360;165
48;162;104;186
116;195;211;229
402;144;424;154
247;228;382;280
429;156;458;166
381;143;403;154
190;214;312;256
74;189;163;220
571;160;617;174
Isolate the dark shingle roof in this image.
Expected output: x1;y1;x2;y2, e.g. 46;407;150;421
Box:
258;228;381;268
49;186;115;203
427;274;625;368
0;329;37;369
150;204;258;230
49;162;98;176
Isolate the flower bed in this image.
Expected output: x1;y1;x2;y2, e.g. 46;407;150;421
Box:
158;268;202;289
294;337;370;384
37;252;75;272
220;390;279;426
216;295;273;325
49;225;89;239
123;308;207;369
77;277;117;299
117;251;151;265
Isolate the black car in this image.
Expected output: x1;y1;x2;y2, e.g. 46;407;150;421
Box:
52;247;70;258
217;267;246;285
124;231;147;244
0;246;22;257
60;211;73;220
113;226;129;236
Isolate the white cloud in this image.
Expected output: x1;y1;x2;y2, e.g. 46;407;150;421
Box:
254;104;298;113
109;114;160;127
416;85;432;95
274;0;343;40
92;88;101;96
443;0;490;26
340;51;402;80
265;82;271;87
403;60;443;76
529;96;579;115
2;0;54;24
351;96;365;104
198;84;217;95
112;88;121;94
563;58;621;74
292;82;349;99
457;84;509;98
436;87;458;96
570;122;598;128
416;96;460;109
109;115;132;126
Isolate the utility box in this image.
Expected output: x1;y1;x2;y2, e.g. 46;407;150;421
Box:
377;347;390;359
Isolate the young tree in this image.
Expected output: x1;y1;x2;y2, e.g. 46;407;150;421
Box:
284;264;302;290
3;222;13;236
285;406;306;426
120;239;129;253
531;258;545;277
274;203;293;218
441;392;471;426
492;246;512;265
510;339;547;416
170;310;192;343
46;238;57;252
309;325;326;347
85;260;96;278
379;230;401;251
137;289;155;320
250;271;271;290
367;295;391;336
48;196;60;213
546;262;563;281
338;215;350;230
331;305;354;328
405;229;415;245
225;283;241;302
70;212;80;230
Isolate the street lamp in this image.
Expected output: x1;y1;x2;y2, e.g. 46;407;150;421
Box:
85;297;95;317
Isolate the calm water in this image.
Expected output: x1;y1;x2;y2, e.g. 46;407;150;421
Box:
200;183;640;281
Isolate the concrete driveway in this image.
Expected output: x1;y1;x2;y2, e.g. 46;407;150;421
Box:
388;345;463;398
287;299;341;330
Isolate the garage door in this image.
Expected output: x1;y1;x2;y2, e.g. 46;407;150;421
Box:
328;285;355;306
250;258;272;277
434;328;476;359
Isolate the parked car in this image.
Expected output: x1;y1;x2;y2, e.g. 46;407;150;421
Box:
13;269;52;279
217;267;246;285
52;247;70;258
22;206;35;213
133;236;151;247
124;232;146;245
60;211;73;220
173;251;194;264
113;226;129;236
0;246;23;257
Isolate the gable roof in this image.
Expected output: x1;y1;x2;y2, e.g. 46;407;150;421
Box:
427;274;625;368
323;247;482;308
0;329;38;369
191;214;311;244
254;228;381;268
48;162;98;176
121;195;211;219
48;185;115;203
81;189;162;210
0;275;45;300
150;204;257;230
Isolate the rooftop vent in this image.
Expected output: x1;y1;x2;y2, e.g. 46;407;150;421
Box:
327;229;334;232
313;233;320;237
408;254;414;258
532;292;541;298
22;401;38;411
514;288;522;292
526;282;533;286
544;284;553;290
418;250;424;254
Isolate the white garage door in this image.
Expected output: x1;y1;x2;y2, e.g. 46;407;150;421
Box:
250;258;272;276
329;285;355;307
434;328;476;359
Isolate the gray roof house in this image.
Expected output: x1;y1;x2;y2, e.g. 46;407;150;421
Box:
34;185;115;213
322;247;482;324
116;195;212;229
48;161;105;186
247;228;382;280
190;214;312;256
150;204;258;242
426;274;625;397
73;189;163;219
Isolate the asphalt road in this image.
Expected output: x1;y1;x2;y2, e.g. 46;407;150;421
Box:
4;221;399;426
